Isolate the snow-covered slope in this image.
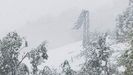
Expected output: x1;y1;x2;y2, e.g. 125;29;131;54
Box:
21;38;129;73
44;41;84;71
22;41;84;72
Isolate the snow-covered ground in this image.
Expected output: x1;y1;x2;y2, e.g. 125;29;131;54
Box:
44;41;84;71
22;41;84;73
21;38;129;73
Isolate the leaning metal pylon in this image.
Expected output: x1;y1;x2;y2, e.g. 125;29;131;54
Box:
74;10;90;48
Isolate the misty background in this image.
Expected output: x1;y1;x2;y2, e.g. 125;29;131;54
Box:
0;0;129;49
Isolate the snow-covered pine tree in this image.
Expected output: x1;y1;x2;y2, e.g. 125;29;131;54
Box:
97;33;112;75
118;40;133;75
61;60;76;75
116;0;133;42
39;66;52;75
81;33;112;75
116;0;133;74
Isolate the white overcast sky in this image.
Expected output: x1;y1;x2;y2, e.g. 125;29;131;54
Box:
0;0;129;49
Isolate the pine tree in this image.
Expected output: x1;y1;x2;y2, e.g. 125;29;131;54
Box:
40;66;52;75
116;0;133;42
118;40;133;75
61;60;76;75
81;33;112;75
97;33;111;75
116;0;133;74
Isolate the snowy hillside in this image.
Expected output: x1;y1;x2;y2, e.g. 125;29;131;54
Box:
22;41;84;73
21;38;129;74
45;41;84;71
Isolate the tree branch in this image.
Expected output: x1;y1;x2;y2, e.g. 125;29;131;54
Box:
17;52;28;67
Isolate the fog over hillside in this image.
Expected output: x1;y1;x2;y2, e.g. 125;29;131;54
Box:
0;0;129;49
